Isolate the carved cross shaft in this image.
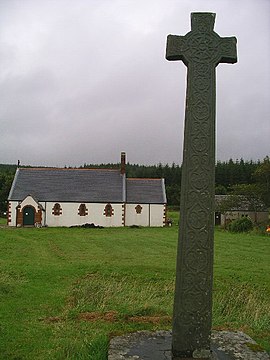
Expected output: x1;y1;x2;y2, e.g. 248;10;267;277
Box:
166;13;237;359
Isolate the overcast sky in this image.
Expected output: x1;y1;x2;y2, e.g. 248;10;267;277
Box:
0;0;269;167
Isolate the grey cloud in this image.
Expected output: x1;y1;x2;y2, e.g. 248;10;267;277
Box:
0;0;269;166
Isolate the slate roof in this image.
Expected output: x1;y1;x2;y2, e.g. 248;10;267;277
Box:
126;178;166;204
8;168;167;204
8;168;124;203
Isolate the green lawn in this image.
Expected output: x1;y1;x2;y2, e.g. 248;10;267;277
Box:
0;218;269;359
0;216;7;225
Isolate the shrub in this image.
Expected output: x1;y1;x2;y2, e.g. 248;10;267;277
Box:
228;217;253;233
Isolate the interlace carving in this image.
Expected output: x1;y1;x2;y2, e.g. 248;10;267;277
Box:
166;12;237;357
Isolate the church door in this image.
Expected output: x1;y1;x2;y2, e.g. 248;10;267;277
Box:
23;206;35;226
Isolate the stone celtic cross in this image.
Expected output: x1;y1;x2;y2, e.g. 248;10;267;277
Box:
166;13;237;359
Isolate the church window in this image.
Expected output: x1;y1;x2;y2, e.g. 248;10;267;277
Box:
104;203;114;217
52;203;62;216
78;203;88;216
135;204;142;214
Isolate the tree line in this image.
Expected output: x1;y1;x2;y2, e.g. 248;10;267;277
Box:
0;157;269;215
82;157;270;208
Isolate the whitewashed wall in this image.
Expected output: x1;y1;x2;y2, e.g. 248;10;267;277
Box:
8;201;18;226
150;204;165;227
9;200;166;227
20;196;40;210
125;204;149;226
125;204;165;227
44;202;123;227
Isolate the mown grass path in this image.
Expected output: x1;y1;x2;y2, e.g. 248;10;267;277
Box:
0;223;269;359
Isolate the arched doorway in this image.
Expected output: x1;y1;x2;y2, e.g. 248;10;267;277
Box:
23;206;35;226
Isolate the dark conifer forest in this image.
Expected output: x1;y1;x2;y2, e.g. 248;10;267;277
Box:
0;157;269;214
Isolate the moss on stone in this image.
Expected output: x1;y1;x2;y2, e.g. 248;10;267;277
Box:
245;342;265;352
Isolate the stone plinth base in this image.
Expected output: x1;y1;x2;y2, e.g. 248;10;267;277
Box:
108;330;269;360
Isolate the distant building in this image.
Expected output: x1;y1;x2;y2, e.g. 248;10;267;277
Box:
215;194;269;226
7;153;167;227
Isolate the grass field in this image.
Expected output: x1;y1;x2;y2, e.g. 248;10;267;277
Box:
0;214;269;359
0;216;6;225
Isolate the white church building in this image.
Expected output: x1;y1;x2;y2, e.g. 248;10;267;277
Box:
7;153;167;227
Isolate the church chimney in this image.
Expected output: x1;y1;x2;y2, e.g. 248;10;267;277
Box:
120;152;126;175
